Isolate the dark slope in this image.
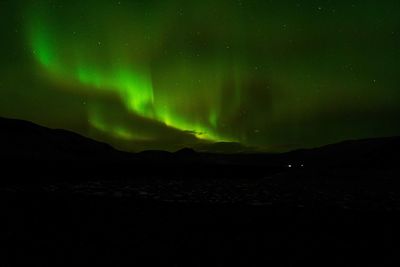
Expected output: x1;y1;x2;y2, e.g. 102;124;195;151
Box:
0;117;126;160
284;136;400;169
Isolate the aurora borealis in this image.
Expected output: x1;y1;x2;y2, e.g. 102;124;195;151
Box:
1;1;400;152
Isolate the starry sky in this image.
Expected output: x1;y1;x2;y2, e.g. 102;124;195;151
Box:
0;0;399;152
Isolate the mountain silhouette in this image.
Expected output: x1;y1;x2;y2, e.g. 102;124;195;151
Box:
1;116;399;170
285;136;400;169
0;117;125;160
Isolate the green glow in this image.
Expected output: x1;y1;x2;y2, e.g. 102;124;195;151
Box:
27;4;235;144
117;68;155;117
89;110;151;142
30;18;57;69
74;64;156;118
1;0;396;151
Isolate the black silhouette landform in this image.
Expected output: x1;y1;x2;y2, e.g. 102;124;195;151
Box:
1;116;400;265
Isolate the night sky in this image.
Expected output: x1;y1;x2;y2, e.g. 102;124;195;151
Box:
1;0;399;152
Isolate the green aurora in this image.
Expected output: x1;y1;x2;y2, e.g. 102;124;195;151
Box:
1;0;400;151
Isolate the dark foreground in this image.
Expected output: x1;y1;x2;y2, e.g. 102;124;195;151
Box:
2;167;400;266
1;117;400;265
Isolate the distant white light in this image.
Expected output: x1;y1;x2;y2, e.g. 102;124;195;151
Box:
288;164;292;168
301;164;304;167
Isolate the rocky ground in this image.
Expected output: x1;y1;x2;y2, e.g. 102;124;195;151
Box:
2;168;400;265
3;168;400;212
